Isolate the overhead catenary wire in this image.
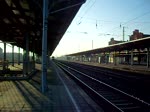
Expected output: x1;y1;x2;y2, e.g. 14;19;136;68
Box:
77;0;96;25
67;0;150;42
77;0;150;32
108;7;150;33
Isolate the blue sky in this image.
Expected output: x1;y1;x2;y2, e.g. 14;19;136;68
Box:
52;0;150;57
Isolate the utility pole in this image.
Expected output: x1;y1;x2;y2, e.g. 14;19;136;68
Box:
123;26;125;41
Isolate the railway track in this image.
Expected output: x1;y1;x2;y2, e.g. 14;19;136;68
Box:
55;61;150;112
57;61;150;103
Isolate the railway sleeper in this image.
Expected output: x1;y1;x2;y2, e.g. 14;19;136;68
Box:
105;96;127;101
116;103;140;108
115;102;133;106
120;106;143;111
101;93;125;99
109;99;129;103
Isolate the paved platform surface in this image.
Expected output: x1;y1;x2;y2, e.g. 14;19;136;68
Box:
8;64;23;71
0;80;50;111
0;63;22;71
0;61;103;112
69;61;150;75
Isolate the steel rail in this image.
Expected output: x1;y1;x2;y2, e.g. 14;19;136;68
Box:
55;61;150;112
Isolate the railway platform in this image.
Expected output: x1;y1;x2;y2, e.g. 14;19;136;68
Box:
69;61;150;75
0;61;103;112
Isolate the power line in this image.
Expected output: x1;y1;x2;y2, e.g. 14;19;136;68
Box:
76;16;150;24
77;0;96;25
108;10;150;33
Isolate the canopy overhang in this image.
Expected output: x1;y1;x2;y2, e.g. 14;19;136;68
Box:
0;0;85;55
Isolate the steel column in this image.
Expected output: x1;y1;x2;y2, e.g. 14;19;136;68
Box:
131;49;133;66
18;47;20;65
109;53;111;63
147;47;150;68
3;42;6;70
109;52;111;63
26;34;29;75
12;45;14;66
41;0;48;93
119;51;121;64
23;34;29;76
32;37;35;70
127;50;129;64
23;49;26;76
114;51;116;65
32;52;35;70
138;49;141;65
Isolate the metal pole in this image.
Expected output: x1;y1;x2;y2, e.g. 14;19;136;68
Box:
108;52;110;63
18;47;20;65
32;37;35;70
23;34;29;76
131;49;133;66
42;0;48;93
26;34;29;75
147;47;149;68
3;42;6;70
123;26;125;41
32;52;35;70
23;49;26;76
12;45;14;66
114;51;116;65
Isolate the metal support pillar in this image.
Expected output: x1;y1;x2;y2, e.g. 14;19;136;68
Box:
118;51;121;64
109;53;111;63
26;34;29;74
105;52;109;64
32;52;35;70
33;52;35;61
3;42;6;70
131;49;133;66
113;51;116;65
18;47;20;65
99;54;101;64
127;50;129;64
81;55;84;62
12;45;14;66
147;47;150;68
108;52;110;63
41;0;48;93
23;34;29;76
23;49;26;76
47;54;50;67
104;52;107;64
32;37;35;70
138;49;141;65
103;52;105;63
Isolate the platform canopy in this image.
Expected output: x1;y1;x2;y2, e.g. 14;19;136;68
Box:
67;37;150;56
0;0;85;55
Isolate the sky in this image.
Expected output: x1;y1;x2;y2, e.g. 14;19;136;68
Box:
52;0;150;57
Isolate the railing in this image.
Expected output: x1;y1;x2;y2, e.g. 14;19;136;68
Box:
0;60;9;70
